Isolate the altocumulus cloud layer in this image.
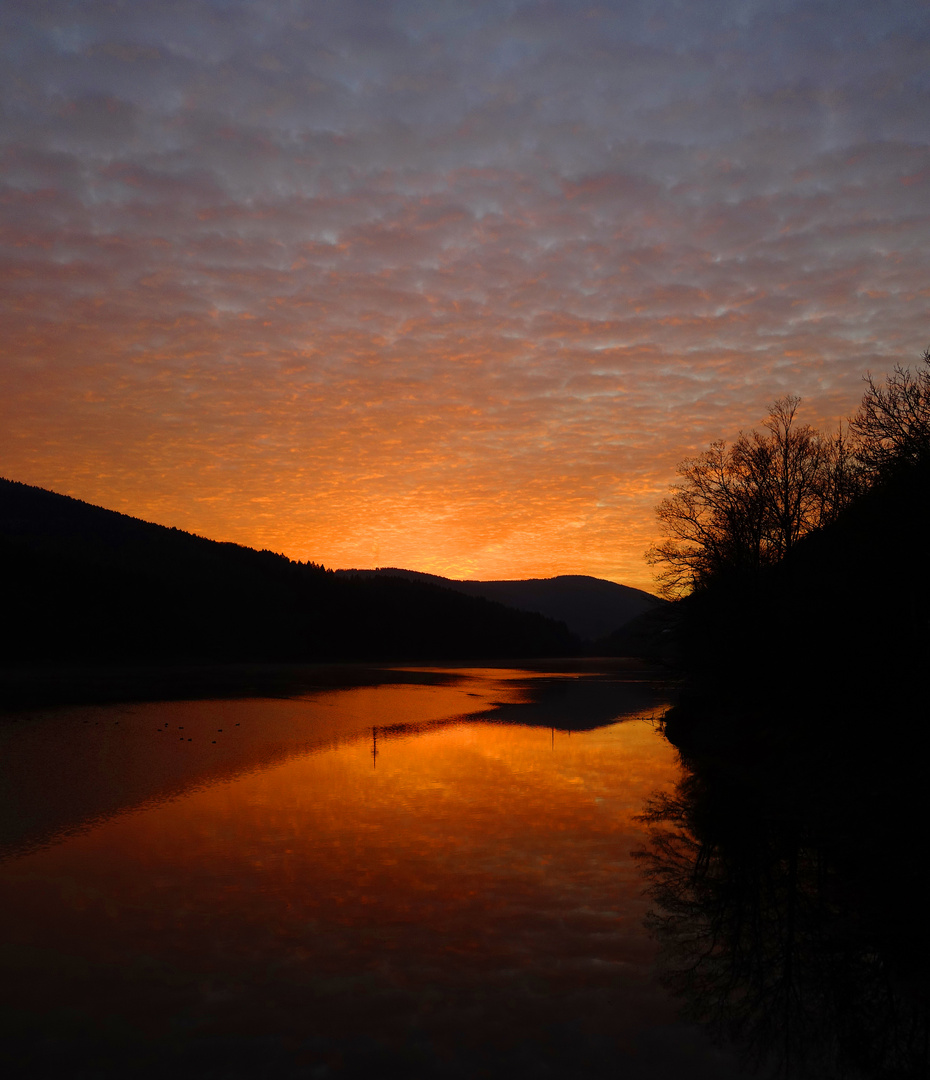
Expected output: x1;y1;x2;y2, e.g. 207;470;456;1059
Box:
2;0;928;588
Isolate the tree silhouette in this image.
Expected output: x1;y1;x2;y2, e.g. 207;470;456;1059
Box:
851;350;930;475
646;397;858;597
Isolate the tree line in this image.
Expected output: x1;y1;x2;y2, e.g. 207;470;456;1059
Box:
638;353;930;1075
646;350;930;597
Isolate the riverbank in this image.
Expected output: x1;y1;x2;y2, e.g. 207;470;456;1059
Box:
0;656;671;712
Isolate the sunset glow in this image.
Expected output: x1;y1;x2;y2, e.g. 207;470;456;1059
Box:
2;1;928;590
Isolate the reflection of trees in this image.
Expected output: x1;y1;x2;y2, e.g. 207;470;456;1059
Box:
636;749;930;1079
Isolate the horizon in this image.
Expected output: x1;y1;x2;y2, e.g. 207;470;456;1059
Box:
2;473;659;592
2;1;927;594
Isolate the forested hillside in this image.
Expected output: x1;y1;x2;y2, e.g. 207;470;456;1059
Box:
649;354;930;731
1;479;577;669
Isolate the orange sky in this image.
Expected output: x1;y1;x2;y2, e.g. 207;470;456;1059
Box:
2;1;928;592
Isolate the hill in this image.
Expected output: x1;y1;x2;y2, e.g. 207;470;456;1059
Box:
664;454;929;742
336;568;663;640
0;478;577;677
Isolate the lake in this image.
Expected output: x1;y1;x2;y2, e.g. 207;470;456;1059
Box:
0;663;747;1078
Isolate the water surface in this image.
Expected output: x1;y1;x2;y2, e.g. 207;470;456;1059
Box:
0;665;744;1078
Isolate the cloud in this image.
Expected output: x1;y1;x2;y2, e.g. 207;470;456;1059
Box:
1;0;928;588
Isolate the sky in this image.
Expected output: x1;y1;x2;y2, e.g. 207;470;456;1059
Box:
2;0;928;591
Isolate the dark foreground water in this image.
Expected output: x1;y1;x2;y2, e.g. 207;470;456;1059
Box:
0;665;747;1078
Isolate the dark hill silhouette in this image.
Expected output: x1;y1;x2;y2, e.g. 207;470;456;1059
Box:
336;568;663;640
0;478;577;689
651;355;930;739
664;454;929;741
595;603;681;663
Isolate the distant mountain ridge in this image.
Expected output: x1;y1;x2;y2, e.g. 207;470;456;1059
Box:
336;568;664;640
0;478;577;675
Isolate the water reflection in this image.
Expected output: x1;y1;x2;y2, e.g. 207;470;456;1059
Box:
0;665;745;1079
0;664;666;860
637;726;930;1079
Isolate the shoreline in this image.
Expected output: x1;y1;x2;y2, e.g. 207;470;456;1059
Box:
1;655;671;712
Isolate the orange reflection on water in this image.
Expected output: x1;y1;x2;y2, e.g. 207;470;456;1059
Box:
0;681;686;1075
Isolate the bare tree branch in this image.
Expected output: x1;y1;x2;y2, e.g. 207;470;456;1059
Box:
646;398;861;598
850;351;930;474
